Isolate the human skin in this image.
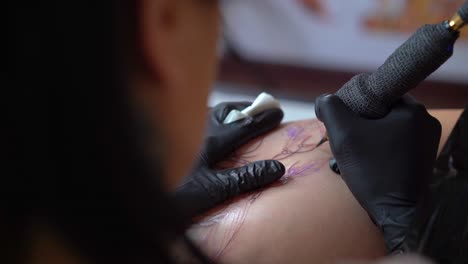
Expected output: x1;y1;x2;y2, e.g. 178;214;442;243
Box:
430;109;464;154
188;119;387;264
137;0;220;189
188;109;462;264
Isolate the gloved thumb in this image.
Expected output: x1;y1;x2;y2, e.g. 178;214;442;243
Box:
223;160;285;195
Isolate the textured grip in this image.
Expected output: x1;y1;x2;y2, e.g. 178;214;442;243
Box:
459;1;468;22
336;23;458;118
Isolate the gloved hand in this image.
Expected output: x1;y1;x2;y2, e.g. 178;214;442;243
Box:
315;94;441;253
174;102;285;219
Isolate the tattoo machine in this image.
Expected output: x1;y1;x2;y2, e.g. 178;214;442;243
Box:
316;2;468;173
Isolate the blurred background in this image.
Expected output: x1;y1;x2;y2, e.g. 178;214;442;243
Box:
210;0;468;121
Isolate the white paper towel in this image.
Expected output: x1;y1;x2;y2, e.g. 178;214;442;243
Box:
223;92;281;124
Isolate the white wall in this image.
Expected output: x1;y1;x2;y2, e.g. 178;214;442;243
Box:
222;0;468;84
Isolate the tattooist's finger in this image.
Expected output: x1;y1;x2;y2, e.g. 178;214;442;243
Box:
173;170;219;218
174;160;285;217
315;94;358;133
385;95;441;136
212;101;252;123
234;108;284;144
250;108;284;129
222;160;285;195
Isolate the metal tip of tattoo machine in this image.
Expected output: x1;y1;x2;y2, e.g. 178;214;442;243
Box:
315;133;329;148
447;2;468;31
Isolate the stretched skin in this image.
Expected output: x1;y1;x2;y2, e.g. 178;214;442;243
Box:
188;119;386;264
188;110;461;264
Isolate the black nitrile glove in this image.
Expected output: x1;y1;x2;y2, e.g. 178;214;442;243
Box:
174;102;285;219
315;94;441;253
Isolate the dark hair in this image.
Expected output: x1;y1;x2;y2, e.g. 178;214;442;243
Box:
4;1;209;263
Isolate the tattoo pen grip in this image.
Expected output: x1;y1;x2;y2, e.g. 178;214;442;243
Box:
335;1;468;118
319;2;467;174
336;22;459;119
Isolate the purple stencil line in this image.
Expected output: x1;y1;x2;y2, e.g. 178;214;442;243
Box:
287;126;305;140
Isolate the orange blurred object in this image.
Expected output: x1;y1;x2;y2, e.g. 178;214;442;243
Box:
365;0;467;39
302;0;324;14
